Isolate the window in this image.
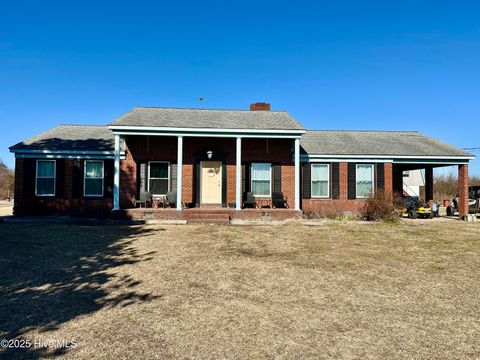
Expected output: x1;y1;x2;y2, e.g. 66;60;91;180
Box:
149;162;169;195
311;164;329;198
36;160;56;196
252;163;271;196
84;160;104;197
356;164;374;198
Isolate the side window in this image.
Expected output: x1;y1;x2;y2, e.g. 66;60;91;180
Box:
356;164;374;198
149;162;169;195
84;160;104;197
251;163;271;197
311;164;329;197
36;160;56;196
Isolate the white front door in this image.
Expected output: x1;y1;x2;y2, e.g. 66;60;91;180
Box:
201;161;222;204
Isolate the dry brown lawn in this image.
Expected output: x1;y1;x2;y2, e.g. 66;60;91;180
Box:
0;219;479;359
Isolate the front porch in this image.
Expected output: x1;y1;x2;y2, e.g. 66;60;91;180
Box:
112;133;303;213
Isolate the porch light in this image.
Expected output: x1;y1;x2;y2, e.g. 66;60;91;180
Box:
207;150;213;159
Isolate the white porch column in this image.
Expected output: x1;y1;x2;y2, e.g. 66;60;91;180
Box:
113;134;120;210
236;137;242;210
176;136;183;210
294;138;300;210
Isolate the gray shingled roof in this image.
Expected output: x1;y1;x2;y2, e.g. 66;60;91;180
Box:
10;125;118;152
109;107;305;130
301;130;473;158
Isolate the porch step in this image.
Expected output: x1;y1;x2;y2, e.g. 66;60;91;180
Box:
184;211;231;224
187;217;230;224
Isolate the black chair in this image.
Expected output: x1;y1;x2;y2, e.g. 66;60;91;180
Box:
166;191;179;208
135;190;152;208
272;192;288;208
243;192;256;208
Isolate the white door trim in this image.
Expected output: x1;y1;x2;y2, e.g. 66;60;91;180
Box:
200;160;222;204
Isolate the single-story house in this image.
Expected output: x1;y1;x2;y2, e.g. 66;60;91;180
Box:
9;103;474;221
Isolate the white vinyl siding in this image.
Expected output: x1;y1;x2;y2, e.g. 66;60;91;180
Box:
36;160;56;196
251;163;271;197
356;164;374;198
84;160;104;196
148;162;170;195
311;164;329;198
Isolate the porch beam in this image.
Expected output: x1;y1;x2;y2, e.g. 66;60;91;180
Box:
294;138;300;210
236;137;242;210
113;134;120;210
176;136;183;210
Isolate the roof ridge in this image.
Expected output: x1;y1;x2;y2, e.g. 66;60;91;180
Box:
58;124;108;127
306;129;420;133
135;106;288;113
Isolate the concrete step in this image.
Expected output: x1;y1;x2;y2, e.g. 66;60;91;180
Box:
186;213;230;219
187;218;230;224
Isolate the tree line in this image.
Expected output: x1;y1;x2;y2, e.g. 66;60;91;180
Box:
433;173;480;201
0;159;14;200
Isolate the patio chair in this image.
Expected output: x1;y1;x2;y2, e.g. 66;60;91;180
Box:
272;192;288;208
166;191;181;208
243;192;256;208
135;190;152;208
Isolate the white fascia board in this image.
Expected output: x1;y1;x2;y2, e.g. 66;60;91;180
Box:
10;149;125;155
303;154;475;160
14;153;126;160
111;130;303;139
305;158;393;163
108;125;305;135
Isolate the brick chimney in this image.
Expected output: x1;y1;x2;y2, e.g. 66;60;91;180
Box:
250;102;270;111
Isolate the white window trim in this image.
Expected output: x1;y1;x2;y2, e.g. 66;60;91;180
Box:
251;162;272;197
148;161;170;196
356;163;375;199
35;159;56;197
311;163;330;199
84;160;105;197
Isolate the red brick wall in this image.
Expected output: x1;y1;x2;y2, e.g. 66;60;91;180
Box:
13;158;113;217
302;161;393;216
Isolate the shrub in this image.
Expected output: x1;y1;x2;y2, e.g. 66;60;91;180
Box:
360;191;402;222
304;202;358;220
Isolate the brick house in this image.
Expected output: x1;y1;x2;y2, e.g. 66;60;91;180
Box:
9;103;474;221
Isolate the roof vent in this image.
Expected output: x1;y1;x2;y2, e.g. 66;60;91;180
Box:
250;102;270;111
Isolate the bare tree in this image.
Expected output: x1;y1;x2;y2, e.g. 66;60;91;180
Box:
0;160;14;200
433;173;480;200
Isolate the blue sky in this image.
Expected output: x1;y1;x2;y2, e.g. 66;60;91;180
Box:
1;1;479;174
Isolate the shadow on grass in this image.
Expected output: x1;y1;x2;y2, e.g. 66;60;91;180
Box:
0;223;161;359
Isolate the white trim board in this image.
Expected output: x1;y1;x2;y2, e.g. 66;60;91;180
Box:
111;130;302;139
10;149;123;155
303;154;474;160
108;125;305;134
14;154;126;160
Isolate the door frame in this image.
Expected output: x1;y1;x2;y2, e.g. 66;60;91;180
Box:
194;149;228;208
200;161;222;205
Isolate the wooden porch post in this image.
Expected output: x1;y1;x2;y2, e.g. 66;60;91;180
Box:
113;134;120;210
176;136;183;210
294;138;300;210
236;137;242;210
